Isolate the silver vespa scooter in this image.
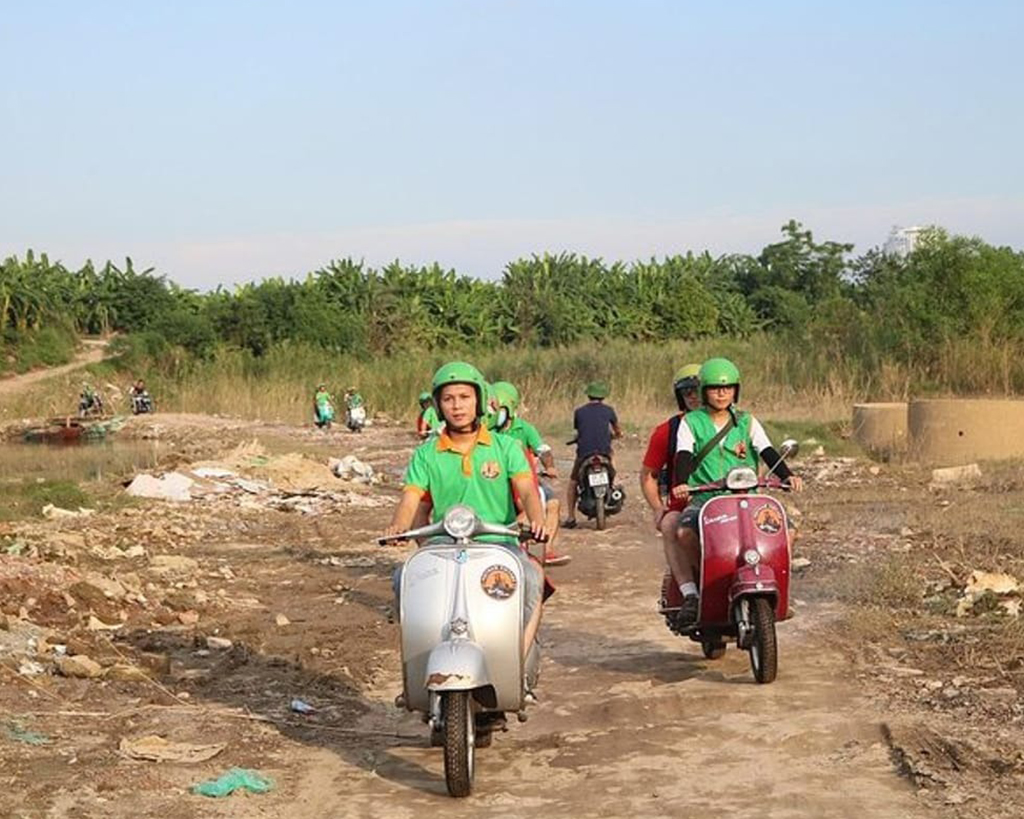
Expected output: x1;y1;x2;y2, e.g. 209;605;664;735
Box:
378;504;541;797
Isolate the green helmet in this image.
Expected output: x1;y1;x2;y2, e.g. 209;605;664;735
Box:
699;357;741;404
431;361;487;418
482;382;500;429
418;391;431;404
585;380;610;399
491;381;520;413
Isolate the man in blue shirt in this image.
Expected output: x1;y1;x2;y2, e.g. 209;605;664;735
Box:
564;381;622;528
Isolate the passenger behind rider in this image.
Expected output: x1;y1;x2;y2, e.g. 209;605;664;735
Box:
491;381;571;567
669;358;804;630
416;391;443;439
639;364;702;588
564;381;622;529
384;362;549;653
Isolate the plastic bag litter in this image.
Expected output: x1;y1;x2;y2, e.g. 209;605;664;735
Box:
192;768;274;798
4;720;51;746
290;698;315;714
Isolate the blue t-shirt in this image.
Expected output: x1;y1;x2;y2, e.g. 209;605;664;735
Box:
573;402;618;458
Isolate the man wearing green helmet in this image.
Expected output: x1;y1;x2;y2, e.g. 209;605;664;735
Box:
640;364;702;607
416;390;442;439
384;361;550;651
564;381;622;528
668;358;804;630
491;381;571;566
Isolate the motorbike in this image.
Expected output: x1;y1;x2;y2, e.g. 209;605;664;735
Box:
78;392;104;418
345;404;366;432
659;439;799;683
575;452;625;530
131;392;154;415
378;505;541;797
314;400;335;429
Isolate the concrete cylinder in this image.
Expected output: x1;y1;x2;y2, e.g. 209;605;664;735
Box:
909;399;1024;464
852;402;908;456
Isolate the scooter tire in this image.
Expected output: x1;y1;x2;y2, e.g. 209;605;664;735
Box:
748;597;778;683
702;641;727;660
595;495;606;530
442;691;475;797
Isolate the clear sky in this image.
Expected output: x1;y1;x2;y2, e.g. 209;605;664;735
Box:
2;1;1022;288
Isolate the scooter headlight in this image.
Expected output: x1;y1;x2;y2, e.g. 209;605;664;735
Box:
443;505;477;539
726;467;758;491
743;549;761;566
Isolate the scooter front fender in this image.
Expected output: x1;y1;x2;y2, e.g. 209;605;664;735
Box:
425;640;489;691
729;564;779;611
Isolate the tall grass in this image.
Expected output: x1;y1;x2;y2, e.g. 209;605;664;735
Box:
10;334;1022;432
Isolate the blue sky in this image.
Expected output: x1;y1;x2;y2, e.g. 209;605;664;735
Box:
2;1;1022;287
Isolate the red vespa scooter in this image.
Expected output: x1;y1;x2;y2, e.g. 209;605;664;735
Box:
659;440;799;684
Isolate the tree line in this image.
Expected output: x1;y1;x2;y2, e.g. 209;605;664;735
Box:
4;221;1024;389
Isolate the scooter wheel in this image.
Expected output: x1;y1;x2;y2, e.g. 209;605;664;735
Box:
701;641;727;660
748;597;778;683
442;691;475;797
595;495;606;530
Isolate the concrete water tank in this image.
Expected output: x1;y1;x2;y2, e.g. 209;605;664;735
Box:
908;399;1024;464
852;402;908;456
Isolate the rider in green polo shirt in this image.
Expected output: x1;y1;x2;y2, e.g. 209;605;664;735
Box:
384;362;549;652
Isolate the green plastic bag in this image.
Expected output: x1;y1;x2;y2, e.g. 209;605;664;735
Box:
192;768;273;798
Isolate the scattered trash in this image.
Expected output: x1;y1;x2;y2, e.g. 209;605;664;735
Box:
275;613;290;627
792;557;812;570
17;660;46;677
290;698;315;714
955;570;1020;617
330;455;376;484
42;504;95;520
4;720;51;746
191;467;236;479
206;636;233;650
929;463;982;489
192;768;273;798
87;615;123;631
119;734;226;763
126;472;194;502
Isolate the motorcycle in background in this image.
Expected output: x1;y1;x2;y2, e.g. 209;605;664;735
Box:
345;404;366;432
574;452;625;530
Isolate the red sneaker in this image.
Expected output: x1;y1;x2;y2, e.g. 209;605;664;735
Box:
544;550;572;566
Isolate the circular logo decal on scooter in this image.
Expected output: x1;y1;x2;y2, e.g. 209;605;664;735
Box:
753;504;783;535
481;565;517;599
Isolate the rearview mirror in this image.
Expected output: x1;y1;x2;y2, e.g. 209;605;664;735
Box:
779;439;799;460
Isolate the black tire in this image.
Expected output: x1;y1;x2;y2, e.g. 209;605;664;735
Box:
748;597;778;684
702;641;726;660
595;495;606;530
442;691;474;797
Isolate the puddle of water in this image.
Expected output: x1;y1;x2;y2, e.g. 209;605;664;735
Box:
0;440;166;485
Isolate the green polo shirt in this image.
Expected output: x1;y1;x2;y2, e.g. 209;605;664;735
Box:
403;425;532;541
420;405;441;432
503;416;545;456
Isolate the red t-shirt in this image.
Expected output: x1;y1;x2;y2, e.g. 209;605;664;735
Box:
642;413;685;511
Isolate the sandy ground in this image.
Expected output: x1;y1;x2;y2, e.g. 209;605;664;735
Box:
0;413;1019;818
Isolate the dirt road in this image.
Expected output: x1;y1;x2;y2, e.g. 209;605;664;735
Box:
0;419;966;818
0;339;108;396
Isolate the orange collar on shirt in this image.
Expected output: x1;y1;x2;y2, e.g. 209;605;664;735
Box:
436;424;493;475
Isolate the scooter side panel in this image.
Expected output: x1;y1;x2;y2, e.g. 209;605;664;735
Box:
401;544;524;713
699;495;791;625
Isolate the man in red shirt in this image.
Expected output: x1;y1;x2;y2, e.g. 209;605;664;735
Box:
639;365;702;614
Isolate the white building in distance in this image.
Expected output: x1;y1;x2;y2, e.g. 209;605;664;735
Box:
883;225;925;257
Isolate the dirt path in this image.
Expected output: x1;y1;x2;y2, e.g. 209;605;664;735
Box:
270;507;928;818
0;339;108;396
0;424;943;818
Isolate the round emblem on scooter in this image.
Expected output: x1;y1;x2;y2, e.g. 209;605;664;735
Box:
480;565;517;599
753;504;783;535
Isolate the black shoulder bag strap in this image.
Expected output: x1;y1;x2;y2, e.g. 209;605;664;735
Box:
691;408;737;470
